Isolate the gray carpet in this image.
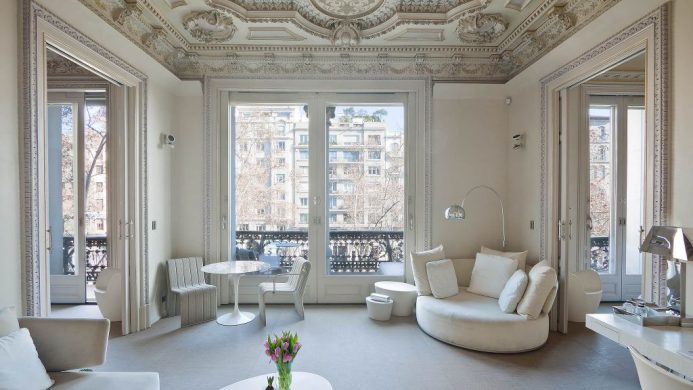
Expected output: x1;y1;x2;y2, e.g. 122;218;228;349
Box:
95;304;639;390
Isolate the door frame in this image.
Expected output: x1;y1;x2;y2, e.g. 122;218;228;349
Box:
540;5;670;333
21;2;150;333
204;78;431;303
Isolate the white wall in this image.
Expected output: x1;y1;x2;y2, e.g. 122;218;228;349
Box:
431;84;509;258
668;0;693;314
171;86;205;258
0;0;22;311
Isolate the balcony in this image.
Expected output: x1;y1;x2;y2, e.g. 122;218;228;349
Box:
235;230;404;274
62;235;108;282
590;236;609;273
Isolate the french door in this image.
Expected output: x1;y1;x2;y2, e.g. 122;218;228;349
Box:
46;92;109;304
586;95;645;301
221;92;413;303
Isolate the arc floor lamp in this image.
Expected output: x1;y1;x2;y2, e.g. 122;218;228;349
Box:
444;185;506;248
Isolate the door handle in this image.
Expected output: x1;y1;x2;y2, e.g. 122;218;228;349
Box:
586;215;593;231
46;227;52;251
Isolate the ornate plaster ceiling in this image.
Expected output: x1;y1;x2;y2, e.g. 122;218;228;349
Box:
78;0;620;81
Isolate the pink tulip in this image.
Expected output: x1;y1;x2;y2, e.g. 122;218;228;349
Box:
282;342;289;350
265;349;271;356
283;354;293;363
274;347;280;357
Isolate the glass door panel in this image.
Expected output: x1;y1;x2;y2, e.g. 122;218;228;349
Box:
47;103;79;277
326;105;405;276
84;97;108;302
625;106;645;276
588;105;615;275
231;105;310;270
47;94;87;304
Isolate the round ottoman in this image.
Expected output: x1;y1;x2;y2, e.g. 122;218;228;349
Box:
366;296;393;321
374;281;417;316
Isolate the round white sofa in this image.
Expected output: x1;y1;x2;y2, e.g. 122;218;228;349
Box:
415;258;551;353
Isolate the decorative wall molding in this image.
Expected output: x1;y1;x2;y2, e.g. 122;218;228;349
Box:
539;4;669;304
75;0;621;81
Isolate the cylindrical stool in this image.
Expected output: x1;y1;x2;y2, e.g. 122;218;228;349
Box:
374;281;417;316
366;296;393;321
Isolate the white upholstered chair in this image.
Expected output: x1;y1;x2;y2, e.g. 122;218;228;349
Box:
629;347;693;390
258;258;311;326
94;268;122;321
167;257;218;327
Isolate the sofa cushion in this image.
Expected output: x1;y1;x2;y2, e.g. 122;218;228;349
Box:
468;253;518;299
410;245;446;295
416;289;548;353
426;259;459;299
517;263;558;319
498;270;528;313
0;307;19;338
481;246;528;271
0;328;53;390
50;372;160;390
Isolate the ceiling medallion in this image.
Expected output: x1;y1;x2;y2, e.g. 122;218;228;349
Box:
310;0;385;19
183;9;236;43
457;13;508;43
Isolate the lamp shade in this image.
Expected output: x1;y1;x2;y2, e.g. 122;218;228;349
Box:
444;204;465;220
640;226;693;261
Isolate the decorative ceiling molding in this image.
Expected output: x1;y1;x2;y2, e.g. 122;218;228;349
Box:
183;9;237;42
77;0;621;81
457;13;508;43
386;28;445;42
246;26;306;41
589;70;646;83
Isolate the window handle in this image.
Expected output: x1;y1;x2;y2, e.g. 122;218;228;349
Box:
313;196;321;206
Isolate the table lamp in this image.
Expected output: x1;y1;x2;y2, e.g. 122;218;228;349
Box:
640;226;693;327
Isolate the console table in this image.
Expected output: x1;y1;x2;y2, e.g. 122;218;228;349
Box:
586;313;693;378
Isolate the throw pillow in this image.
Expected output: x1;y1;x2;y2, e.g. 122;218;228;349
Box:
0;307;19;338
426;259;459;299
498;270;528;313
0;328;53;390
480;246;528;272
467;253;518;299
410;245;446;295
516;264;558;319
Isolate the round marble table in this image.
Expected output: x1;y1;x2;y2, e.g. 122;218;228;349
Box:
220;372;332;390
201;261;269;326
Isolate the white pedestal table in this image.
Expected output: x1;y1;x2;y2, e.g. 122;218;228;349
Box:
201;261;269;326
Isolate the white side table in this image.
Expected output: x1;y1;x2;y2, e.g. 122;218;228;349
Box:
201;261;269;326
220;372;332;390
374;281;417;316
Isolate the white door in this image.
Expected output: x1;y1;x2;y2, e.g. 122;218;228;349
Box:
586;95;645;301
47;93;86;304
222;92;413;303
46;92;111;304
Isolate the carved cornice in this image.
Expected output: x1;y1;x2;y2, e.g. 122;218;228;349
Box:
77;0;621;81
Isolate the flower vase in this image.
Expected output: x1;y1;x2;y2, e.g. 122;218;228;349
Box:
276;362;292;390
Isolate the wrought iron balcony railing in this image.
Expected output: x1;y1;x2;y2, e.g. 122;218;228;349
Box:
62;235;108;282
235;230;404;273
590;236;609;273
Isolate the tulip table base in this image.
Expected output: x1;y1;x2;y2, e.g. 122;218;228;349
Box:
216;311;255;326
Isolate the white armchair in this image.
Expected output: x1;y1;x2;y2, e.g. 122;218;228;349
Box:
167;257;218;327
629;347;693;390
94;268;122;321
258;258;311;326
